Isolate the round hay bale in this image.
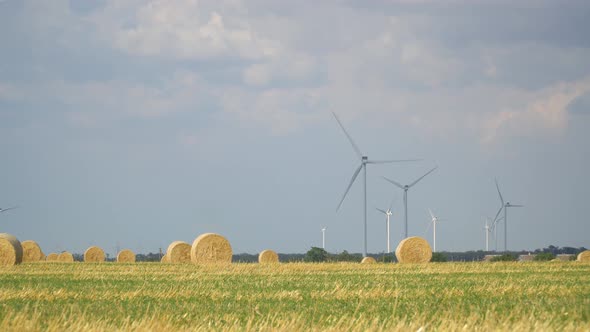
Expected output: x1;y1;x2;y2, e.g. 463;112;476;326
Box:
46;253;58;261
190;233;232;264
84;246;105;263
258;249;279;264
395;236;432;264
161;254;168;263
166;241;191;263
577;250;590;262
0;233;23;266
116;249;136;263
57;251;74;263
21;240;44;262
361;257;376;264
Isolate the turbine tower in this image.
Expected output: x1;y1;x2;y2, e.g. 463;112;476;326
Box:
321;227;327;249
492;179;523;252
426;208;442;252
333;112;417;257
376;197;395;253
383;166;438;238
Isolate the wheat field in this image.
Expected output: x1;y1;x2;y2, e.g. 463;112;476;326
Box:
0;262;589;331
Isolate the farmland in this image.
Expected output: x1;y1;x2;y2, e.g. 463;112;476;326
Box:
0;262;589;331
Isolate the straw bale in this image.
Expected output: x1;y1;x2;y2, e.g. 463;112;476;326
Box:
258;249;279;264
21;240;44;262
161;254;168;263
361;257;376;264
0;233;23;266
166;241;191;263
395;236;432;263
191;233;232;264
84;246;105;263
577;250;590;262
57;251;74;263
116;249;136;263
46;253;59;261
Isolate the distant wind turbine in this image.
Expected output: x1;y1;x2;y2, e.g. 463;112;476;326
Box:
426;208;443;252
376;197;395;253
483;218;493;251
333;112;418;257
321;227;327;249
383;166;438;238
492;178;523;252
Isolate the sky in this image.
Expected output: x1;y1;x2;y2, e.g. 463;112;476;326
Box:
1;0;589;257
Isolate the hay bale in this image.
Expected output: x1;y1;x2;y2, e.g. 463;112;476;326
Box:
21;240;44;262
46;253;59;261
166;241;191;263
84;246;105;263
116;249;136;263
0;233;23;266
190;233;232;264
258;249;279;264
395;236;432;263
361;257;376;264
577;250;590;262
57;251;74;263
161;254;168;263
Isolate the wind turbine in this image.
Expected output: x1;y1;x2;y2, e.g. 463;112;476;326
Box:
483;218;493;251
321;227;327;249
492;178;523;252
383;166;438;238
426;209;442;252
333;112;417;257
0;206;17;214
376;197;395;253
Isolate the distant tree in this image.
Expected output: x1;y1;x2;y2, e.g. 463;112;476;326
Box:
490;254;517;262
431;252;448;262
533;253;555;261
305;247;328;262
334;250;362;262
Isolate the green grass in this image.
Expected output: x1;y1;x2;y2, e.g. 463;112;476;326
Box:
1;262;589;331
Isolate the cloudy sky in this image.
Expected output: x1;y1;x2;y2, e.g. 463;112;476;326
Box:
1;0;589;256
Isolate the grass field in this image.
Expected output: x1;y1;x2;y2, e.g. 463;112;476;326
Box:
1;262;589;331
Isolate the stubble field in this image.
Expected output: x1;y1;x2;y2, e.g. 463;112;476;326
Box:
0;262;589;331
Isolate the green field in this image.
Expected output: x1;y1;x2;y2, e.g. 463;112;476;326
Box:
1;262;589;331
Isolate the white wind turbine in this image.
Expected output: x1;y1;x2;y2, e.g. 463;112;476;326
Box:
321;227;327;249
333;112;418;257
383;166;438;238
483;218;493;251
492;178;523;252
425;209;443;252
376;197;395;253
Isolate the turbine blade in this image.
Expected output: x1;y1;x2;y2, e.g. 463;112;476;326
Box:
336;164;363;211
382;176;405;190
493;206;503;225
0;206;17;212
408;166;438;188
376;208;387;214
332;112;362;159
366;159;421;164
428;208;435;220
509;204;524;207
494;178;504;206
388;197;396;210
425;220;433;234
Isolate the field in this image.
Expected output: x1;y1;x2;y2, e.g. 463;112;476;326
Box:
0;262;589;331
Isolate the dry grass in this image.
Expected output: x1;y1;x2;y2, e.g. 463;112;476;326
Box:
190;233;232;264
395;236;432;263
116;249;136;263
0;233;22;266
21;240;44;262
166;241;191;263
84;246;105;263
258;249;279;264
